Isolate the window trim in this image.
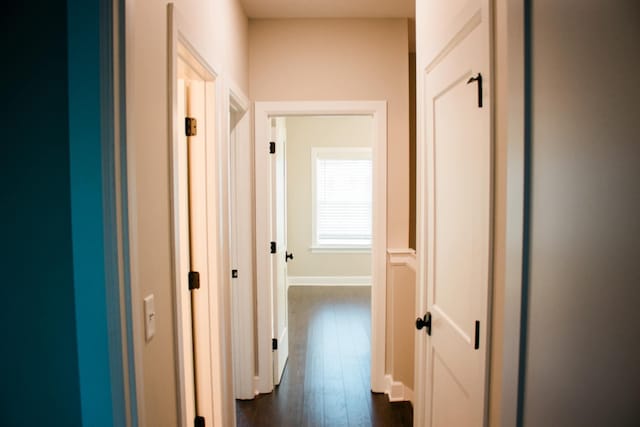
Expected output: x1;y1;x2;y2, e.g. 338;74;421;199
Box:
310;147;373;251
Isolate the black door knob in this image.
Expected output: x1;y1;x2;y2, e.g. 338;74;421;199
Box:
285;251;294;262
416;312;432;336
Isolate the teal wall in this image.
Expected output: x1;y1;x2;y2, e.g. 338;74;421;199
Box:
67;0;123;424
0;1;125;426
0;2;82;426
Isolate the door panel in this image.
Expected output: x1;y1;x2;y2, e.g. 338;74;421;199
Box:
272;117;289;385
422;2;491;425
187;80;215;422
423;0;485;69
432;351;471;427
230;109;256;400
176;76;196;424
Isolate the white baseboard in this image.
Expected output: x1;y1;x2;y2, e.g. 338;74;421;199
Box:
287;276;371;286
384;374;414;403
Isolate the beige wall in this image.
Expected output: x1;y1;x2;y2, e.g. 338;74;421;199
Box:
386;257;416;390
285;116;372;277
125;0;248;425
249;18;411;249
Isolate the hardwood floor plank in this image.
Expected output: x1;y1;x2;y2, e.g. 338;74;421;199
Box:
236;286;413;427
302;302;324;427
322;304;349;427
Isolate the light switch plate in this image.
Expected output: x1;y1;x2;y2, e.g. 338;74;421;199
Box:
144;294;155;342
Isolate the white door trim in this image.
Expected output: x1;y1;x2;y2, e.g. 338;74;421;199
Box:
414;2;429;424
254;100;388;394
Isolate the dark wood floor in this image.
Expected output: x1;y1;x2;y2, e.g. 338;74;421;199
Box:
236;286;413;427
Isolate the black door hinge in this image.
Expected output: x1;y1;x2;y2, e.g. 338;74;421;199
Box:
269;141;276;154
188;271;200;290
272;338;278;350
186;117;198;136
466;73;483;108
270;241;276;254
232;269;238;279
474;321;480;350
194;415;205;427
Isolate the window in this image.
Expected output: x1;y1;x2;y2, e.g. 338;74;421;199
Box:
312;147;372;249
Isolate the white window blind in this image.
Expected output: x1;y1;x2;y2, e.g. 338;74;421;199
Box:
313;149;372;247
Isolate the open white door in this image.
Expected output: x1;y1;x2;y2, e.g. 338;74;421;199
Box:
175;76;196;425
186;80;216;425
271;117;289;385
415;0;492;426
229;95;254;400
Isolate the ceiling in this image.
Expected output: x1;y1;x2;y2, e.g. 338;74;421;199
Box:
239;0;415;19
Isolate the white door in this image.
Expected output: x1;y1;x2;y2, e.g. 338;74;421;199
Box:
186;80;215;423
176;77;196;425
271;117;289;385
229;107;256;400
416;0;491;426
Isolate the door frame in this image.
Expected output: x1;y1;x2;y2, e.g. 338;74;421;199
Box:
254;101;388;394
228;83;255;400
167;4;232;426
270;117;289;387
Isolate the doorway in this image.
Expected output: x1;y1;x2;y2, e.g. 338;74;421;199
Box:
238;105;412;425
171;53;217;426
247;101;387;406
168;6;223;424
275;114;375;389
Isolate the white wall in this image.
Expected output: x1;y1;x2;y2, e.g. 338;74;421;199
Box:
125;0;248;425
249;18;410;249
285;116;372;278
487;1;640;425
523;1;640;425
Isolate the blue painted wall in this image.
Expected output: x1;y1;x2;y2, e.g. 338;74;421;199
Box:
67;0;121;424
0;1;82;426
0;1;125;426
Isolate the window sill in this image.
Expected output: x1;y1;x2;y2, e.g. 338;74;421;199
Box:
310;246;372;254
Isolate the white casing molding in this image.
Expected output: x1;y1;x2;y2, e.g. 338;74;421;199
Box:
254;101;388;395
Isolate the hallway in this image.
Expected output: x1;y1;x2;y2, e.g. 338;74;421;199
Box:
236;287;413;427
